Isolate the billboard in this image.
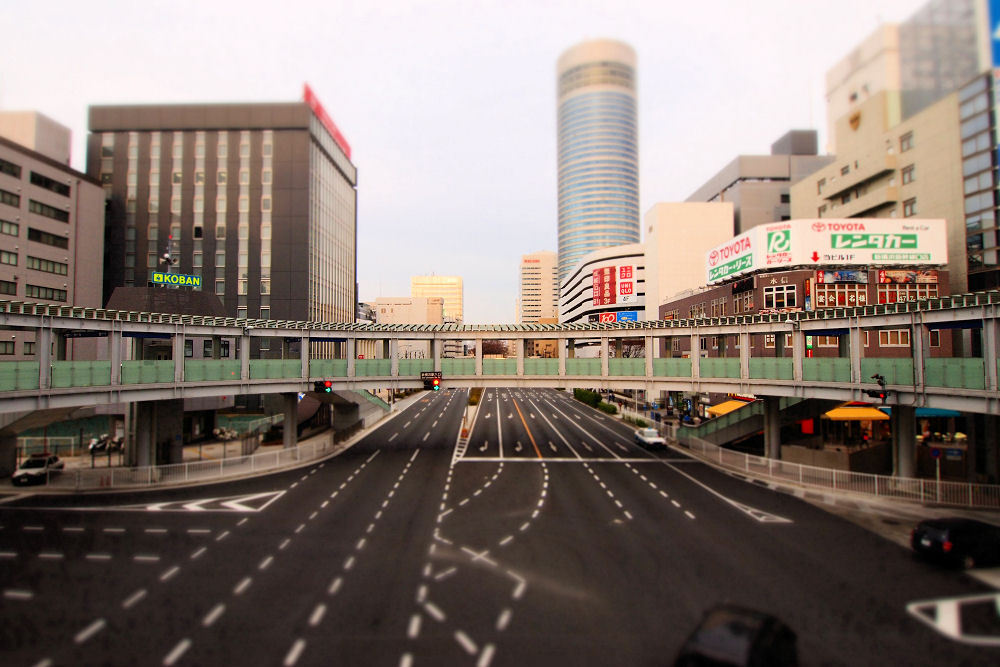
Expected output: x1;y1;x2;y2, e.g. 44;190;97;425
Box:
706;219;947;284
592;265;637;306
152;271;201;287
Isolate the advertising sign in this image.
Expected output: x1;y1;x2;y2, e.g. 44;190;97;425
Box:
877;269;937;284
618;265;636;304
617;311;638;322
598;312;617;323
816;270;868;284
592;267;616;306
152;271;202;287
706;219;946;285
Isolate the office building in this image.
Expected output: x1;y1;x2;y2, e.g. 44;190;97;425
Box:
517;251;558;324
410;275;463;322
559;243;644;326
0;112;105;359
87;86;358;357
686;130;834;235
556;39;640;284
374;296;444;358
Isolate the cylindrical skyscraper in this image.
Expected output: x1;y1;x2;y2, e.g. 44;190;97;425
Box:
556;39;639;285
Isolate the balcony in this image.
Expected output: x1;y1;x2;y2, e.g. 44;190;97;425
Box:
829;186;899;219
823;155;897;200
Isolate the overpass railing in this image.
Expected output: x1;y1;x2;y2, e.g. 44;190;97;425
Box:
33;434;340;492
678;434;1000;509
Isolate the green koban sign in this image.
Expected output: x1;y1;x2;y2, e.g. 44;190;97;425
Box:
709;254;752;281
152;271;202;287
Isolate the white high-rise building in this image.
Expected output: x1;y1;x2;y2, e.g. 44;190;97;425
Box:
517;251;558;324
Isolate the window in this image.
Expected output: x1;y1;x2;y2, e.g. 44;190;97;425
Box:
25;284;66;302
216;196;227;213
27;256;68;276
0;250;17;265
216;252;225;267
840;192;851;205
0;279;16;295
903;198;917;217
195;171;206;185
193;253;202;268
29;172;70;197
184;340;193;358
763;334;792;348
27;227;68;249
763;284;796;310
171;171;183;184
239;170;250;185
1;219;18;237
779;193;790;204
260;307;270;320
215;280;225;295
1;188;21;208
817;178;826;195
876;283;938;303
878;329;910;347
262;169;272;184
929;330;941;347
261;196;271;212
814;283;867;308
733;290;753;313
840;165;850;176
217;171;227;185
23;342;35;355
900;132;913;152
0;341;13;355
0;157;22;179
901;164;915;185
216;224;226;239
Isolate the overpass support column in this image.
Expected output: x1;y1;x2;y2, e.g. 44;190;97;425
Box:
390;338;399;377
282;392;298;449
475;338;483;376
601;338;609;377
516;338;524;376
791;329;804;383
558;338;566;377
110;328;122;385
739;331;750;383
54;332;67;361
764;396;781;460
0;432;16;478
347;338;356;378
172;330;185;383
36;325;52;390
848;320;862;384
432;339;441;374
911;317;928;389
645;336;653;378
132;402;155;468
690;334;700;380
300;335;309;380
240;331;251;381
983;310;998;392
891;404;916;478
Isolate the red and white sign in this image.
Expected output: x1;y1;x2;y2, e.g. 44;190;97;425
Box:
592;267;616;306
599;312;617;323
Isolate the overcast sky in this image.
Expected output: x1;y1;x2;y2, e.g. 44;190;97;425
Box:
1;0;927;323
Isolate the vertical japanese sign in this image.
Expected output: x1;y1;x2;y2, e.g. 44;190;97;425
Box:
592;267;616;306
618;265;636;303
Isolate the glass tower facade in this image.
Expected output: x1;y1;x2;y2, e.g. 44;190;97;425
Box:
556;39;640;284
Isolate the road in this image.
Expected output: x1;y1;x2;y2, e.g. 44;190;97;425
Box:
1;388;998;665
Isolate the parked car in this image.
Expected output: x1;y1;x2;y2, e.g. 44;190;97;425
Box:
11;453;64;486
634;427;666;448
910;517;1000;569
674;603;797;666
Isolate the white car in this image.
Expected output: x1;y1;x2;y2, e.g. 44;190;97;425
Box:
634;427;666;448
12;453;64;486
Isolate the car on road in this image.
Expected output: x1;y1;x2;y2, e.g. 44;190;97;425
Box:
910;517;1000;569
674;603;797;666
634;427;666;448
11;453;64;486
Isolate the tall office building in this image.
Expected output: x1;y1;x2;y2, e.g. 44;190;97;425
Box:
517;251;558;323
556;39;640;285
410;275;463;322
87;86;358;354
0;112;105;360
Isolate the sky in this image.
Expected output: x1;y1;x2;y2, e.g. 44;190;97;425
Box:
1;0;928;323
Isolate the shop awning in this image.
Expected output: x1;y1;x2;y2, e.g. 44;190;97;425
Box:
878;407;962;418
823;404;890;421
707;399;754;417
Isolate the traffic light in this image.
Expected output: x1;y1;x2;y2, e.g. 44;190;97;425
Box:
864;389;888;404
432;378;440;391
313;380;333;393
420;371;442;390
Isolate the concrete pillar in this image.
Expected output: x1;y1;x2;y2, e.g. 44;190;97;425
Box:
240;332;251;381
475;338;483;376
432;339;441;373
390;338;399;377
282;392;298;449
54;332;67;361
764;396;781;460
739;331;750;381
600;337;609;377
891;404;916;478
690;333;700;380
645;336;654;378
110;329;122;385
567;338;575;359
172;331;185;383
983;313;998;392
516;338;524;376
133;401;156;468
614;339;623;358
36;326;52;391
791;329;804;382
381;339;390;360
0;431;18;477
347;338;356;377
210;335;222;359
911;320;928;389
558;337;566;377
848;323;862;384
300;335;309;379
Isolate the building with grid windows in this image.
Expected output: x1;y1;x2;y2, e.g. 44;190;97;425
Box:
556;39;640;286
87;87;357;356
517;251;558;324
0;112;105;360
410;275;463;322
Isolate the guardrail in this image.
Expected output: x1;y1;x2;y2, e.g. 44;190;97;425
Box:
678;434;1000;509
25;435;340;492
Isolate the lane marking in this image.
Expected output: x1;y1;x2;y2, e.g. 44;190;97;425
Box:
408;614;422;639
190;546;207;560
512;398;543;459
86;553;112;561
163;638;192;666
4;589;33;600
496;608;512;631
134;554;160;563
234;577;252;595
478;644;496;667
160;565;181;582
328;577;343;595
74;618;106;644
455;631;478;655
283;639;306;666
259;555;274;571
424;602;446;622
122;589;147;609
203;603;226;627
309;603;327;627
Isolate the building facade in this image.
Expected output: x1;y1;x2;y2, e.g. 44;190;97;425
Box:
410;275;463;323
559;242;644;326
517;251;558;324
87;88;358;357
686;130;835;235
556;39;640;285
374;296;444;358
0;113;105;360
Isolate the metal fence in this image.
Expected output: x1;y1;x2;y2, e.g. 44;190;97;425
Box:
679;435;1000;509
28;435;341;492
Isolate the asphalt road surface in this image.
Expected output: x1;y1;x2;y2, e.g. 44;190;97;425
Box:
1;388;997;666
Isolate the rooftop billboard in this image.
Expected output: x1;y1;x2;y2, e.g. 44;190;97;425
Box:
705;218;947;285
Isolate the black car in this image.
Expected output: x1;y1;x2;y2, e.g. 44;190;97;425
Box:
674;604;797;666
910;517;1000;569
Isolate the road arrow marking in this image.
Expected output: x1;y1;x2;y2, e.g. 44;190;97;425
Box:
906;593;1000;646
